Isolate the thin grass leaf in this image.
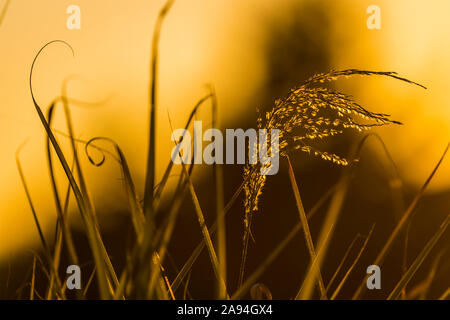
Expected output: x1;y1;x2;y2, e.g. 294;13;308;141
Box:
16;143;65;299
388;213;450;300
210;86;227;299
171;176;246;293
405;252;444;299
180;161;229;299
46;220;63;300
331;224;375;300
418;252;444;300
30;255;37;300
83;267;96;297
439;288;450;300
143;0;176;217
296;158;353;299
46;101;79;265
153;93;213;215
140;109;192;298
326;234;363;293
296;133;384;299
287;155;327;299
0;0;10;27
146;176;188;298
232;184;336;299
154;253;176;300
183;271;192;300
114;95;212;299
353;143;450;299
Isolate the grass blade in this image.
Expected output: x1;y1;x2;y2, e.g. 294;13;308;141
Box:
180;161;229;299
211;86;227;299
143;0;176;217
353;143;450;299
0;0;10;27
30;255;37;300
16;144;65;299
387;214;450;300
439;288;450;300
331;224;375;300
297;161;353;299
46;102;79;265
30;40;113;299
232;184;336;299
287;155;327;299
171;179;245;292
326;234;363;293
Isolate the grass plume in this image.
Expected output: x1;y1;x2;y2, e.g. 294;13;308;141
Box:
241;69;425;292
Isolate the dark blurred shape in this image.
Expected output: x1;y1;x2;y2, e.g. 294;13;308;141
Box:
250;283;273;300
261;0;332;104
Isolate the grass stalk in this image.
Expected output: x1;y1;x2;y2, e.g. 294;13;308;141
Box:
16;145;65;299
171;179;246;292
232;184;336;299
330;224;375;299
388;213;449;300
143;0;175;218
326;234;363;294
286;155;327;299
0;0;10;27
439;288;450;300
211;86;227;299
353;143;450;299
296;161;353;299
180;161;229;299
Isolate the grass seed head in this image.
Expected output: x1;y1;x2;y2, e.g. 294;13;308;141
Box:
243;69;425;216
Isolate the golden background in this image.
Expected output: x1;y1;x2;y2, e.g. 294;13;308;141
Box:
0;0;448;298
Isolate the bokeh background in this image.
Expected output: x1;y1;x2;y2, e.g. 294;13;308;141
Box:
0;0;449;299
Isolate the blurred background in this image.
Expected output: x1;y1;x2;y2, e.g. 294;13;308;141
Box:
0;0;449;299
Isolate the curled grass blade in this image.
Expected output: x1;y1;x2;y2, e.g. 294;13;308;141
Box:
85;137;145;239
30;40;112;299
114;94;211;299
